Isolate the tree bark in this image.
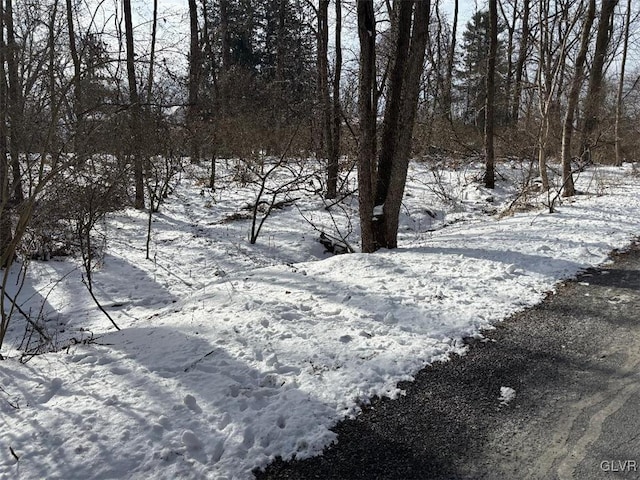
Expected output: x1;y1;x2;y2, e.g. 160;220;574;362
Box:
6;0;23;203
580;0;619;162
220;0;231;71
327;0;342;200
373;0;430;250
123;0;145;209
561;0;596;197
484;0;498;189
188;0;201;164
511;0;530;123
614;0;631;167
147;0;158;102
66;0;83;155
318;0;333;198
499;0;517;122
0;1;12;264
443;0;458;119
357;0;376;253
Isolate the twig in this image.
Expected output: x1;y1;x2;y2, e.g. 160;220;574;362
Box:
9;446;19;461
184;349;216;372
81;275;120;331
0;289;51;342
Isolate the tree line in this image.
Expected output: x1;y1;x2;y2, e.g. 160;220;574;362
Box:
0;0;635;276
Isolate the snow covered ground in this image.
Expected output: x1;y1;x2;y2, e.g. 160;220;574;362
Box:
1;160;639;479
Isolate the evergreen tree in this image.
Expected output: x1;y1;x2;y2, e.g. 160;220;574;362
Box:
457;10;507;127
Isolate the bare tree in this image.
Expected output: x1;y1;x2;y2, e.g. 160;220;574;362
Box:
535;0;580;192
499;0;518;120
147;0;158;102
329;0;342;199
511;0;530;124
443;0;458;119
318;0;331;195
580;0;619;163
188;0;201;164
0;1;11;264
561;0;596;197
66;0;82;152
6;0;23;203
358;0;430;251
614;0;632;166
356;0;376;252
484;0;498;189
123;0;144;209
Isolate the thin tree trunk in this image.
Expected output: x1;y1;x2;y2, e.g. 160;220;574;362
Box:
615;0;631;167
49;0;59;140
66;0;83;155
357;0;376;253
511;0;530;123
220;0;231;71
0;2;11;264
188;0;201;164
6;0;23;203
485;0;498;189
499;0;517;122
123;0;144;209
561;0;595;197
536;0;551;191
318;0;333;198
147;0;158;102
580;0;619;162
327;0;342;199
444;0;458;119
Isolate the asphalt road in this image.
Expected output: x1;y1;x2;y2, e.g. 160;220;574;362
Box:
256;241;640;480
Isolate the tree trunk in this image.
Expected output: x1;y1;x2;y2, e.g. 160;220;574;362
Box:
318;0;333;198
614;0;631;167
580;0;619;162
561;0;596;197
484;0;498;189
220;0;231;71
188;0;201;164
66;0;83;156
357;0;376;253
443;0;458;119
372;0;430;250
6;0;23;203
0;2;12;264
511;0;530;123
499;0;517;122
123;0;145;209
49;0;59;149
327;0;342;200
147;0;158;102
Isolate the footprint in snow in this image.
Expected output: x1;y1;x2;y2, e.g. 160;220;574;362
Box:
242;426;255;448
181;430;203;450
38;378;63;404
158;415;172;430
184;394;202;413
210;439;225;463
110;366;131;376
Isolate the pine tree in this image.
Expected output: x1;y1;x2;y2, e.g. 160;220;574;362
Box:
458;10;507;128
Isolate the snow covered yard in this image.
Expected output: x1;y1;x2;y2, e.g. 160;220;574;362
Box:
1;160;640;480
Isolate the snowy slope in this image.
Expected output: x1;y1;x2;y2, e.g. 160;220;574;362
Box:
1;162;639;479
